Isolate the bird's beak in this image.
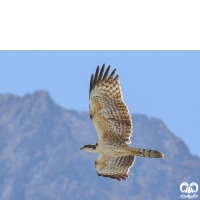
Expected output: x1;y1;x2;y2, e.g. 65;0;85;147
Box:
80;147;84;150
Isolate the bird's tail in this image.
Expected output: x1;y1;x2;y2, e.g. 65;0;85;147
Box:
131;147;164;158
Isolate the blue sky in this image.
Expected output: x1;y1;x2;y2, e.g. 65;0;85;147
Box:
0;51;199;156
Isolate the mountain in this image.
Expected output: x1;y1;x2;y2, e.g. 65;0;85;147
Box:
0;91;199;200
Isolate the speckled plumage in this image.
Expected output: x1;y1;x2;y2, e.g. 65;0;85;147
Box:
80;64;164;181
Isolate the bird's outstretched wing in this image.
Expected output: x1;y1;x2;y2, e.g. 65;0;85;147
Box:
89;64;132;144
95;154;135;181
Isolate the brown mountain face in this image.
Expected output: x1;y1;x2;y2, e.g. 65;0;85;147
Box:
0;91;199;200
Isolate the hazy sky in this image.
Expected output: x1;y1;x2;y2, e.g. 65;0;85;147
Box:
1;51;199;156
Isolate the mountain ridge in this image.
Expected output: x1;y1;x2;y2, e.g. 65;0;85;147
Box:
0;91;199;200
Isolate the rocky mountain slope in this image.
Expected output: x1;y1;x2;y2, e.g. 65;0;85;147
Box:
0;91;199;200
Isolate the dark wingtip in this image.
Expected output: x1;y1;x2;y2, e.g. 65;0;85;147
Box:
90;64;116;98
120;176;127;181
89;73;94;98
108;68;116;79
98;64;105;82
103;65;111;80
93;65;99;86
97;173;123;181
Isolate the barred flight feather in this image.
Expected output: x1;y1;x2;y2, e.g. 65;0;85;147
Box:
89;64;132;144
95;155;135;181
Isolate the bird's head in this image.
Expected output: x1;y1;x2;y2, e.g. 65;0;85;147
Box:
80;144;97;152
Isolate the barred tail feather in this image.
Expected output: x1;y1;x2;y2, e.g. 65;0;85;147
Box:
132;147;164;158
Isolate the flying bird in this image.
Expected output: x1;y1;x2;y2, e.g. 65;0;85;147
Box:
80;64;164;181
